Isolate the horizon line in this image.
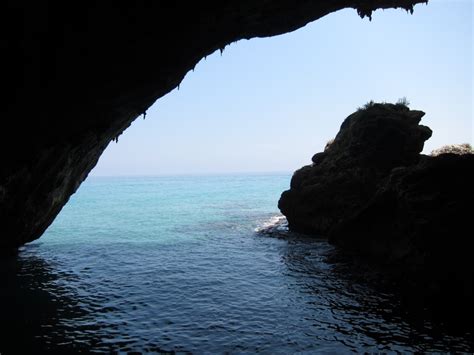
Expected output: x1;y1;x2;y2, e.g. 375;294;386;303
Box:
88;170;294;178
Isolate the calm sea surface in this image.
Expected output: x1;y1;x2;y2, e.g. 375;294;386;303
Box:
1;174;472;353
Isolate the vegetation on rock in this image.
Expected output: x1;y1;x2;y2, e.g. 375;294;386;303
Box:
357;97;410;112
431;143;473;156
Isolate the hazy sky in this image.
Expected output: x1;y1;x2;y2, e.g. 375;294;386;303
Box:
92;0;472;176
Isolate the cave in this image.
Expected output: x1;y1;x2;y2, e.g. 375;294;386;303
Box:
1;0;431;250
2;1;474;352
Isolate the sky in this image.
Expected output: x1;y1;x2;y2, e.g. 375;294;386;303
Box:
91;0;472;176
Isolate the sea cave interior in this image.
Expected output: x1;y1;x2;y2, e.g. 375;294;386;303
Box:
1;0;473;352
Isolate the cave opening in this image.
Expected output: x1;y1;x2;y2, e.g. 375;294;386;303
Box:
53;3;471;234
2;1;473;353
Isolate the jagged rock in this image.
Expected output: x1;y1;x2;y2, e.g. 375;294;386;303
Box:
278;103;432;235
280;104;474;317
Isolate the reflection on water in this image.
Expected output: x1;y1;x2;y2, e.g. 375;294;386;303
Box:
278;237;472;352
0;250;88;353
1;175;471;353
1;227;472;353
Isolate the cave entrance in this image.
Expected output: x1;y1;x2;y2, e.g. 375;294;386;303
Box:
20;2;474;248
39;2;471;245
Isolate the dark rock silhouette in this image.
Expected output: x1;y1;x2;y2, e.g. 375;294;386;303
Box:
331;153;474;325
279;103;474;320
0;1;427;250
330;154;474;262
279;103;432;235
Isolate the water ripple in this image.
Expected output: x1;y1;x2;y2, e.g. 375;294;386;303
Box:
1;175;472;353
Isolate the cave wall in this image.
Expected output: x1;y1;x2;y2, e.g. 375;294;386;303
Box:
0;1;426;249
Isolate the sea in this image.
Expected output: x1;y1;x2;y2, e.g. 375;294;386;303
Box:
1;174;472;353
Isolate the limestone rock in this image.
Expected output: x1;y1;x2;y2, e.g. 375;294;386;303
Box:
278;103;432;235
279;103;474;314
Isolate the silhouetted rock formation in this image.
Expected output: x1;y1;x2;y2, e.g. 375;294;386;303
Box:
0;1;427;250
279;103;432;235
279;103;474;318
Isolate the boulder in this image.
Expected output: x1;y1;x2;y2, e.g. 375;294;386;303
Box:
279;103;474;319
278;103;432;235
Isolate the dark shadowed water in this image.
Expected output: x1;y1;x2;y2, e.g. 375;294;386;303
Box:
1;175;472;353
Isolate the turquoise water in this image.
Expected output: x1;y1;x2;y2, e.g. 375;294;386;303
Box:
1;174;472;353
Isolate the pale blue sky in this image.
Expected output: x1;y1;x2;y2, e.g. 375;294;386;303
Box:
92;0;472;176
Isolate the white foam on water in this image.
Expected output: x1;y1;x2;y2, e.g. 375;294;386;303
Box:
255;214;287;233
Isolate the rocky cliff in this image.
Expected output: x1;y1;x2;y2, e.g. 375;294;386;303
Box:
279;102;432;235
279;102;473;316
